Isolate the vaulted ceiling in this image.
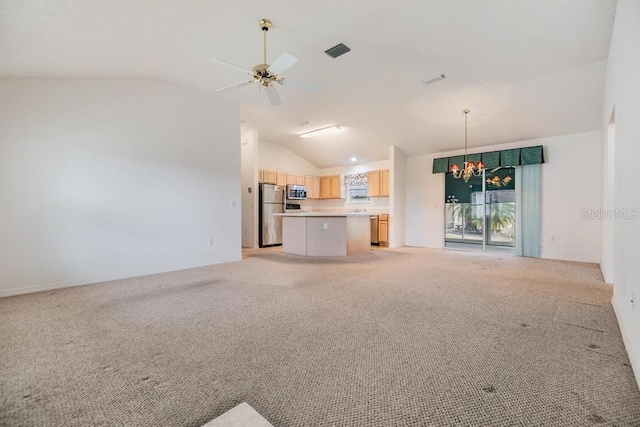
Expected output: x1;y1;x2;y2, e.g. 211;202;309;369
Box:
0;0;616;168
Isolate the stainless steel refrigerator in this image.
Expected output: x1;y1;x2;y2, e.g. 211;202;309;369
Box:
259;183;285;247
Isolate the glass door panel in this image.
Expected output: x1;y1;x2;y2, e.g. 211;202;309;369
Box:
484;168;515;247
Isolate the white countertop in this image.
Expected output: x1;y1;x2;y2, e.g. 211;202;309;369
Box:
274;212;373;217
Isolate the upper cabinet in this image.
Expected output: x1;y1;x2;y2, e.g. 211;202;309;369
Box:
367;169;389;197
257;170;347;200
305;175;321;199
330;175;343;198
319;175;344;199
319;176;331;199
263;170;277;184
380;169;390;197
367;171;380;197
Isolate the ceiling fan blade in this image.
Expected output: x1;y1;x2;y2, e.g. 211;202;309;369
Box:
216;80;254;93
267;53;298;75
208;57;253;74
265;86;282;107
283;78;323;92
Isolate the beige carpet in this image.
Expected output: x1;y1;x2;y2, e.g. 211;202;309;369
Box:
1;247;639;426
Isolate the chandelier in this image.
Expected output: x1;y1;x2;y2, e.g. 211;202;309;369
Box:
450;109;484;182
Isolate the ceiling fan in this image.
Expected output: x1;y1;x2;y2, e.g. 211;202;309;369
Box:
209;19;322;106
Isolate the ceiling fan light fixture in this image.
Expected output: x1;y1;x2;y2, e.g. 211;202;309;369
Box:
420;74;445;85
299;125;342;139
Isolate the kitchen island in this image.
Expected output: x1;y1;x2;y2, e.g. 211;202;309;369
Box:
274;212;371;256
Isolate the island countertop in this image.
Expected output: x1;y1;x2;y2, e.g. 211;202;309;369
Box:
273;212;373;217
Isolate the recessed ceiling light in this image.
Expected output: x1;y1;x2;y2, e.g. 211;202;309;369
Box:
299;125;342;138
350;157;357;162
420;74;445;85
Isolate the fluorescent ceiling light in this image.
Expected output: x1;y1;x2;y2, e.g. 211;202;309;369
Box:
350;157;357;162
299;125;342;138
420;74;445;85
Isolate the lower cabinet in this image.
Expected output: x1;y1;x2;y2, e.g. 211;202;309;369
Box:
379;214;389;247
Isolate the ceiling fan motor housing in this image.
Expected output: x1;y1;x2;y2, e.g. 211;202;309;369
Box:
259;19;272;31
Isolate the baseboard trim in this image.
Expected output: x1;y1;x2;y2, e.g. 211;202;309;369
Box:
0;256;242;298
612;297;640;390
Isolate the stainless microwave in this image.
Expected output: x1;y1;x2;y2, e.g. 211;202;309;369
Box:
286;184;307;200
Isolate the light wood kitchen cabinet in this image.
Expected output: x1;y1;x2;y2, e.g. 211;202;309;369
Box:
305;175;321;199
276;172;287;186
367;171;381;197
320;176;331;199
296;175;305;186
305;175;314;197
318;175;344;199
380;169;390;196
263;170;277;184
258;170;264;183
313;176;320;199
379;214;389;247
330;175;342;198
287;174;297;185
366;169;390;197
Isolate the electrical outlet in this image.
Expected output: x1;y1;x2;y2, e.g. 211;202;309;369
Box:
231;201;236;208
208;238;214;246
551;236;555;242
324;223;328;230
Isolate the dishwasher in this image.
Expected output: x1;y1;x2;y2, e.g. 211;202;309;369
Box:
370;215;379;246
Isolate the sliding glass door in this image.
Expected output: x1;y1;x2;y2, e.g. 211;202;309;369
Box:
445;168;515;250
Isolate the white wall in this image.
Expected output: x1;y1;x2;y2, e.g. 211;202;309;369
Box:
405;131;603;263
602;0;640;389
389;146;406;247
601;122;615;284
259;139;320;176
0;79;241;296
241;130;259;248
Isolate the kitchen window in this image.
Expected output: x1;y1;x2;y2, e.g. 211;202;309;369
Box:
345;172;370;203
347;184;370;203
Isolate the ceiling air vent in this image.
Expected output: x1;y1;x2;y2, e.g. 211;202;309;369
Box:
325;43;351;58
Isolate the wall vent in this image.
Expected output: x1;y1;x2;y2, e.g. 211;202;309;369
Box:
325;43;351;58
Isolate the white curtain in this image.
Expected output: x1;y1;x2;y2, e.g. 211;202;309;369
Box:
515;164;541;257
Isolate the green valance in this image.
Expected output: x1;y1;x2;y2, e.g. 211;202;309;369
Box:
481;151;500;169
432;157;449;174
501;149;521;167
432;145;544;174
521;146;543;165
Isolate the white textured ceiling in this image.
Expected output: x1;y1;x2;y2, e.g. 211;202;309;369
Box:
0;0;616;168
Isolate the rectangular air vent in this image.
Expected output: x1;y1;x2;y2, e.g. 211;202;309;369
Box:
325;43;351;58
